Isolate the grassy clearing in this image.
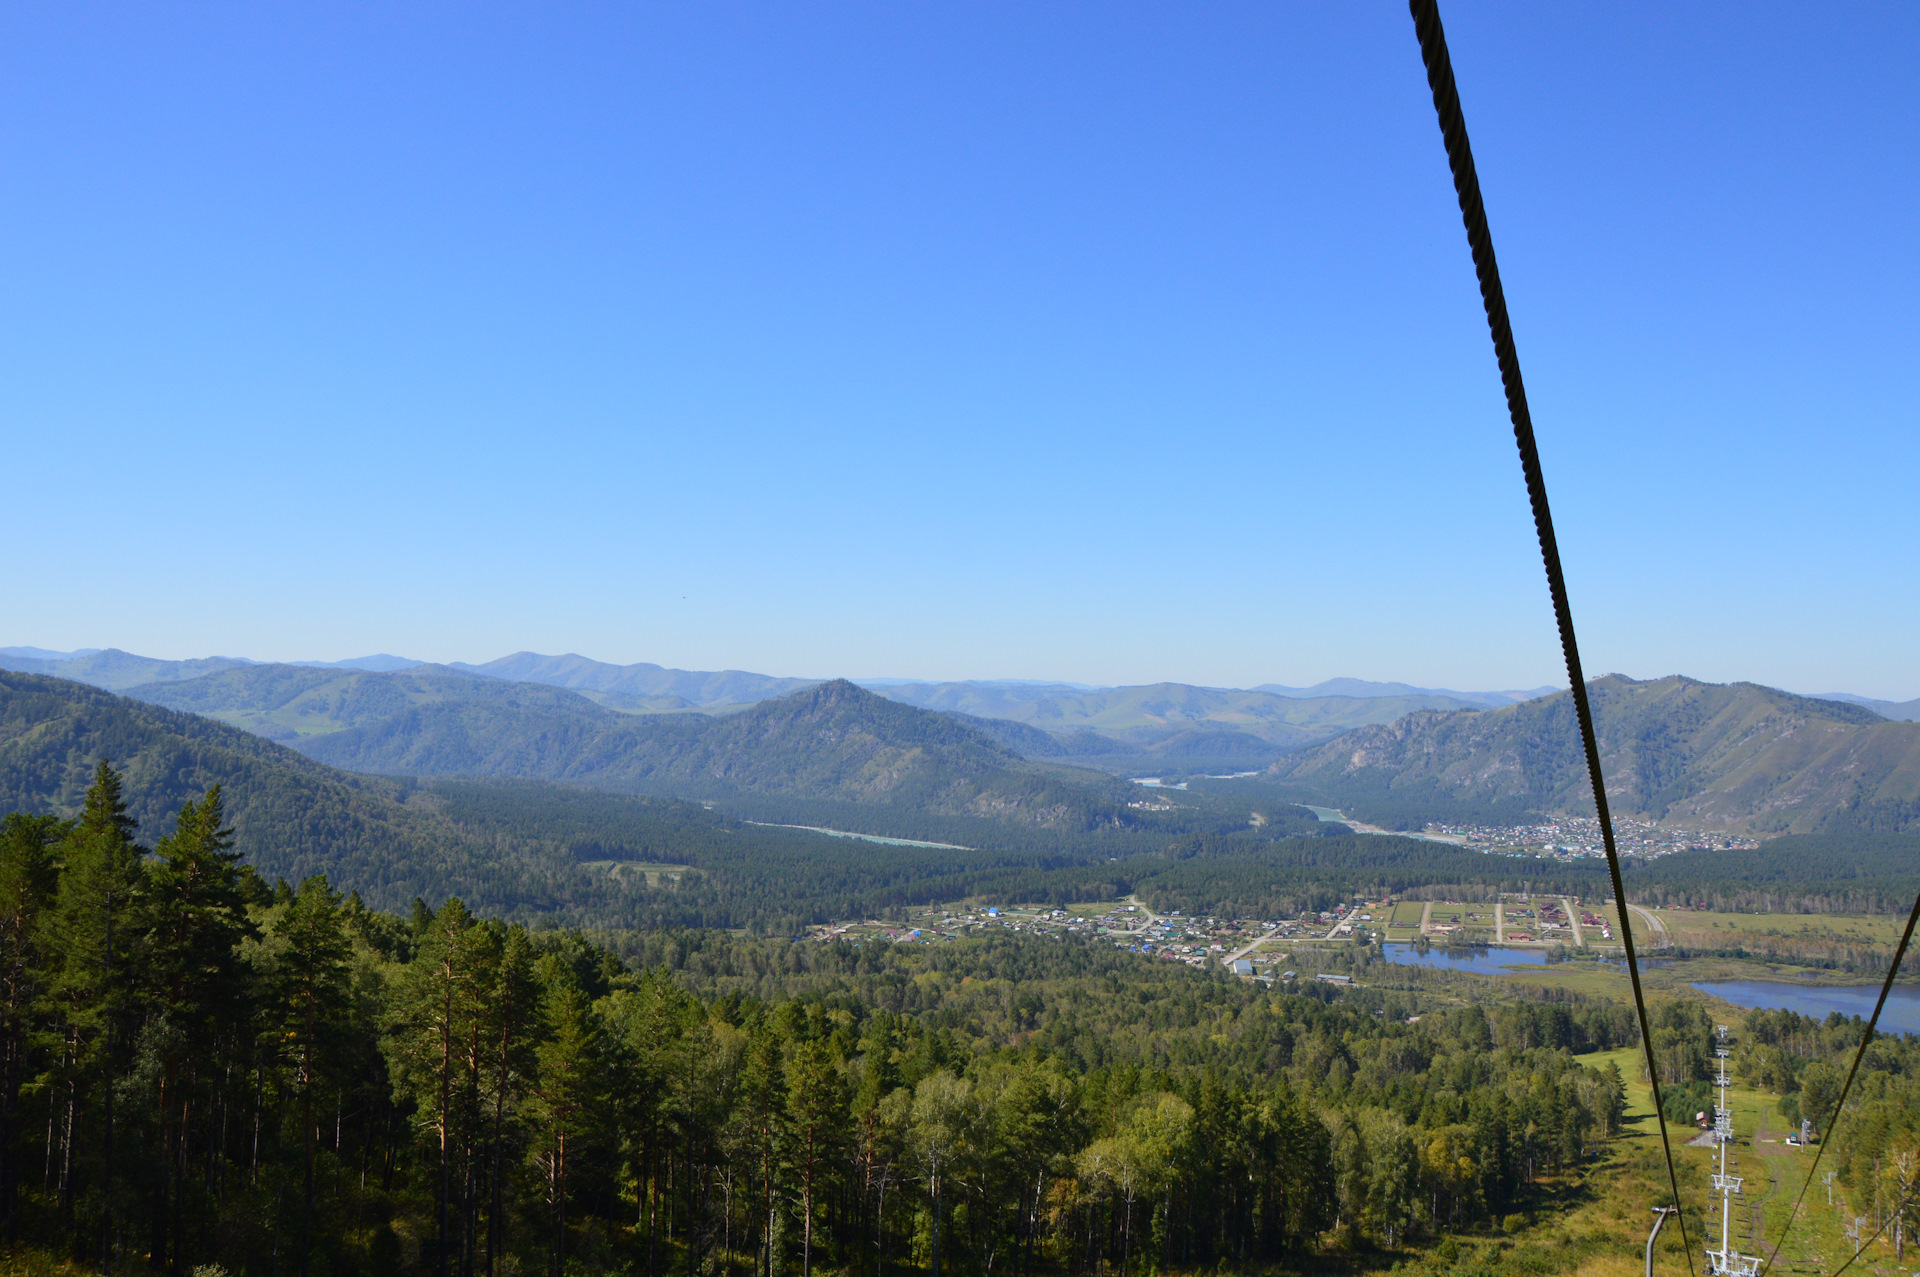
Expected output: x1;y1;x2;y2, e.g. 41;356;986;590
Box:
1645;909;1908;944
1571;1043;1911;1277
578;861;694;886
1391;900;1429;927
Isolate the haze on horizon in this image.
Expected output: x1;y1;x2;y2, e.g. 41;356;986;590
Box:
4;4;1915;700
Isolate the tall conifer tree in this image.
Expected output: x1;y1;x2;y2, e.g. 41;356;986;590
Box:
41;761;146;1261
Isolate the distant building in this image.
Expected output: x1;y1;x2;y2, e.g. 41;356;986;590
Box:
1231;959;1253;975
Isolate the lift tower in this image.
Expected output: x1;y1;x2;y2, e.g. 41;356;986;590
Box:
1705;1027;1760;1276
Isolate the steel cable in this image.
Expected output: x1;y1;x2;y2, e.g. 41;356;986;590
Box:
1404;3;1697;1271
1756;888;1920;1277
1827;1178;1920;1277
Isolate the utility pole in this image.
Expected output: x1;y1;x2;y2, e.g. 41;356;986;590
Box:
1648;1206;1678;1277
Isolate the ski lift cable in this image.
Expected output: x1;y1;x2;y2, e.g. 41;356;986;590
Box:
1756;890;1920;1277
1402;3;1695;1270
1827;1179;1920;1277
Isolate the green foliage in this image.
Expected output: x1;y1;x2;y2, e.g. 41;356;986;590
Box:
1266;674;1920;834
0;766;1663;1275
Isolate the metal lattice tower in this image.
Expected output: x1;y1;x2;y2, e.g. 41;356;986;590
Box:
1705;1030;1760;1276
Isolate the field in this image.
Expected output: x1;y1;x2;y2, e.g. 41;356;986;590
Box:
578;861;696;887
1423;901;1497;943
1390;900;1429;927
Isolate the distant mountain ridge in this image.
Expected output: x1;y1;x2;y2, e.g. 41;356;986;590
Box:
8;646;1576;759
1253;678;1558;709
448;651;818;711
868;680;1496;749
297;678;1138;828
12;647;1911;791
0;667;531;906
1264;674;1920;835
1809;692;1920;722
47;662;1144;832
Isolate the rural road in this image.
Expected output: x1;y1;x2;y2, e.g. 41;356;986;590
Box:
1623;903;1670;949
1223;925;1280;969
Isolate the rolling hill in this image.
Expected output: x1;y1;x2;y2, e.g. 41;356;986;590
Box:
1263;674;1920;834
0;666;668;914
0;647;257;690
296;678;1140;828
450;650;818;710
126;665;1144;828
0;670;1347;929
1811;691;1920;722
125;661;610;741
1253;678;1557;708
872;680;1489;747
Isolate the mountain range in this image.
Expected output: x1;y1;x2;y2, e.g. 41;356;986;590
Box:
1264;674;1920;835
7;647;1918;837
0;647;1572;762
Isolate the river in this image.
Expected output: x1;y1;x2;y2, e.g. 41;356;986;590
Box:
1689;979;1920;1036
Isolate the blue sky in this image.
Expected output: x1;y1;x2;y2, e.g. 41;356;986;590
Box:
4;3;1915;697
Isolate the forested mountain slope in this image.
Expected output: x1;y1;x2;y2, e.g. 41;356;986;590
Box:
0;646;255;690
0;669;820;918
451;649;819;708
127;660;625;740
1266;674;1920;833
1813;691;1920;721
301;678;1141;828
0;668;472;891
876;679;1486;747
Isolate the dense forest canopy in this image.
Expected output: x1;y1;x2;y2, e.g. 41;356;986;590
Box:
0;764;1649;1276
0;758;1914;1277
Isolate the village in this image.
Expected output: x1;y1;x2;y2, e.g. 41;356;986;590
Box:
1423;814;1761;860
802;889;1634;983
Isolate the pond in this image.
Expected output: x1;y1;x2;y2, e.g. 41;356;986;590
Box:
1689;980;1920;1036
1381;943;1549;976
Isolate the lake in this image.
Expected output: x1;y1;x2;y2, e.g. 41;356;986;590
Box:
1382;943;1549;976
1690;980;1920;1036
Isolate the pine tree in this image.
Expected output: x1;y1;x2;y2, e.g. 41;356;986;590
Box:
738;1023;787;1277
146;787;255;1272
270;875;353;1277
526;964;608;1277
40;761;146;1262
481;924;541;1277
0;812;64;1231
783;1037;845;1277
147;787;250;1016
386;897;489;1277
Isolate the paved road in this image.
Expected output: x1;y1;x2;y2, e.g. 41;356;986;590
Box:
1223;925;1280;968
1623;902;1671;949
1495;901;1506;943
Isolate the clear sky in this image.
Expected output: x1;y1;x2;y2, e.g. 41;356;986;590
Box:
4;3;1915;697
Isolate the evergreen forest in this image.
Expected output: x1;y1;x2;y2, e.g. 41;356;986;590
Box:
0;764;1647;1276
3;764;1916;1276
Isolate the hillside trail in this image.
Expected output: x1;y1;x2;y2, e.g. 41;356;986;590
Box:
1744;1090;1827;1273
